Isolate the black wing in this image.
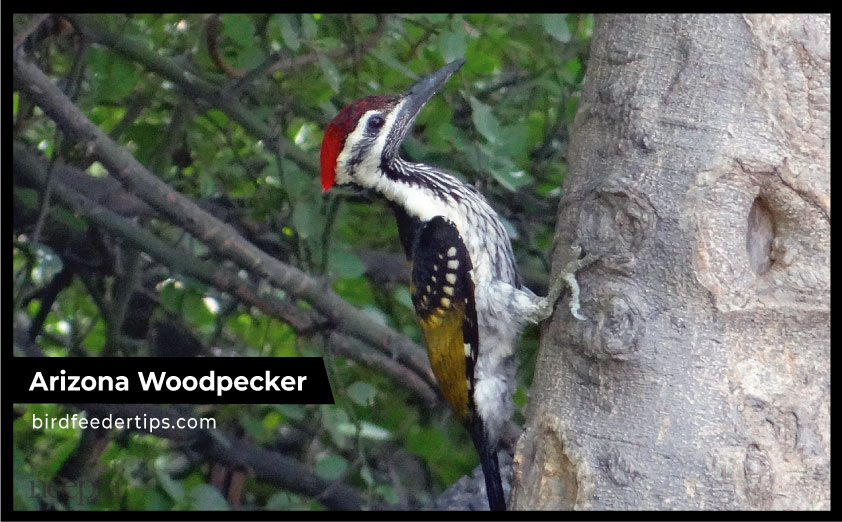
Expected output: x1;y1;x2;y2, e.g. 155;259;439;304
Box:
410;216;479;419
410;216;505;510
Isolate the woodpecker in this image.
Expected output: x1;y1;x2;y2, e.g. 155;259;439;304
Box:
320;59;589;511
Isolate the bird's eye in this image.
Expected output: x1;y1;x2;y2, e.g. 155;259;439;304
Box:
367;115;385;131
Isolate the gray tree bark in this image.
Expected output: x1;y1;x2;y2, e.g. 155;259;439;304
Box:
512;14;829;510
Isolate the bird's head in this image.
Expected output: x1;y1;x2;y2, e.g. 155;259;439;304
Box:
319;58;465;192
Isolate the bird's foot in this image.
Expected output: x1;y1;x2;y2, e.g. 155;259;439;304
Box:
531;245;597;322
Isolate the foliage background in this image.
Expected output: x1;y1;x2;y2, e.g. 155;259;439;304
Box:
12;13;591;510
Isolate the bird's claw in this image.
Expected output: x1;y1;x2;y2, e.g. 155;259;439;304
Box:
537;245;597;322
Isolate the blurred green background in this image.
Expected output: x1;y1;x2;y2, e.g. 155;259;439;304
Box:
12;13;591;510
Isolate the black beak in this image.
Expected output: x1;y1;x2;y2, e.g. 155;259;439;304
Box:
380;59;464;161
385;59;465;155
401;58;465;120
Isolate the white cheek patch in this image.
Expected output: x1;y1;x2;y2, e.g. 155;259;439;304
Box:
335;101;408;188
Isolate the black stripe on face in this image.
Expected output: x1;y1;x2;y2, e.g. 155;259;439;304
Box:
346;135;377;178
344;105;399;180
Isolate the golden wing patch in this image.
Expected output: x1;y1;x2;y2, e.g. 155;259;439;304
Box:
410;216;478;421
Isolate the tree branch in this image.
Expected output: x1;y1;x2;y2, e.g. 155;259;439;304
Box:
13;55;436;391
13;13;51;50
75;402;378;510
206;14;386;82
62;13;318;173
103;245;142;357
28;264;75;341
14;143;440;405
14;315;388;511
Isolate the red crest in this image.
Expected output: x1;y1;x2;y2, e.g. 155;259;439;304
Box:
320;95;396;191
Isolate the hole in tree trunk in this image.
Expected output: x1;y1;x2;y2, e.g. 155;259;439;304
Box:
746;196;776;275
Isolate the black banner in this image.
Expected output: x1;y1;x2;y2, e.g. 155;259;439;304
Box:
11;357;334;404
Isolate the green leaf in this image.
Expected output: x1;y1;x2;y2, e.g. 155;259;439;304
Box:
48;429;80;478
189;484;230;510
578;14;595;40
159;281;183;313
289;120;323;151
182;292;215;329
360;465;375;486
468;143;532;192
377;484;399;505
292;201;326;240
88;47;138;102
370;48;418;80
266;492;297;510
240;414;264;439
361;305;390;326
220;14;254;48
124;122;163;165
262;410;282;430
417;13;449;23
468;96;502;145
204;109;229;127
279;14;300;51
14;187;38;210
31;243;64;285
300;14;318;39
407;427;447;461
541;13;571;43
320;405;351;447
564;57;582;78
144;489;171;510
125;480;148;510
236;45;266;70
280;159;313;198
90;105;126;131
438;30;467;63
465;39;499;75
346;381;377;407
337;421;392;441
392;286;414;310
327;249;366;279
154;457;185;502
82;318;106;354
317;56;341;94
490;165;532;192
13;448;39;510
498;123;529;159
52;207;88;232
275;404;306;422
315;453;348;481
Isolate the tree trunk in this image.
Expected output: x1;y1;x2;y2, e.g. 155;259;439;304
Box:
512;14;829;510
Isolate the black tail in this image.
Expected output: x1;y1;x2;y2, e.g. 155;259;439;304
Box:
469;422;506;511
